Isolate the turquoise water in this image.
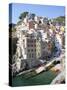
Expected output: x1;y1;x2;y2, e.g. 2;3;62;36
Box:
12;70;57;86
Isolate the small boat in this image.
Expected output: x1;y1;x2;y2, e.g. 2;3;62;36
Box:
35;65;46;74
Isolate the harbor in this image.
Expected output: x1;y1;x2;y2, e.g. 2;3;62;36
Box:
12;51;65;86
12;69;58;86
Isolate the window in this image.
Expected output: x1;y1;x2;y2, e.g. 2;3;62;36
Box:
28;44;30;47
27;39;29;41
31;45;33;47
23;39;25;42
31;49;33;52
30;40;33;43
29;54;31;58
28;53;34;58
34;44;36;47
32;54;34;58
28;49;30;52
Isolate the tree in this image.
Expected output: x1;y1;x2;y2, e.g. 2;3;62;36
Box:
31;13;35;20
19;11;29;19
53;16;65;25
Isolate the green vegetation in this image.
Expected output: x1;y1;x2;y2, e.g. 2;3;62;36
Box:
53;16;65;25
31;13;35;20
17;11;36;25
19;11;29;19
19;11;36;20
9;23;16;33
12;28;16;32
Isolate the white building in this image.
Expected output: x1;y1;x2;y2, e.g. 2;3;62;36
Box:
16;26;42;69
15;15;49;70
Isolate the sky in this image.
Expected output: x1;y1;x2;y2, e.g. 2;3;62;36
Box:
9;3;65;24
